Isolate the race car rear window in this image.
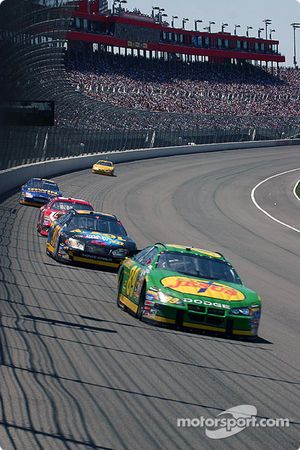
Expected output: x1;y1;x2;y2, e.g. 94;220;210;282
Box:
69;216;127;236
52;201;93;211
157;252;242;284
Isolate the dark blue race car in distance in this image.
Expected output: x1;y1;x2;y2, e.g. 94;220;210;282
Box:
20;178;62;207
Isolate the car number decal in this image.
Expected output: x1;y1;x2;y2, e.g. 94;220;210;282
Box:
126;266;141;298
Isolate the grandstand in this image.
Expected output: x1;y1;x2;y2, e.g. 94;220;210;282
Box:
0;0;299;170
66;53;300;127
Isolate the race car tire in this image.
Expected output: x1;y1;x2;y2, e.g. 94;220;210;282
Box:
136;285;146;320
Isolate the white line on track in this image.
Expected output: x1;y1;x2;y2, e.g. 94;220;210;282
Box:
251;167;300;234
293;179;300;202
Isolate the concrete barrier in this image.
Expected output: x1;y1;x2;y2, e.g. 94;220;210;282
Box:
1;139;300;199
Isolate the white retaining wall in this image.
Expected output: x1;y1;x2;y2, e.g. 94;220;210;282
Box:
1;139;300;198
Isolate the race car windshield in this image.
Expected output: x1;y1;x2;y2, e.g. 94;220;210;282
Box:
96;161;112;167
70;216;127;236
52;201;93;212
157;252;242;284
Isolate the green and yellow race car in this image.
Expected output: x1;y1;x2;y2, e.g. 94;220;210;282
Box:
117;244;261;338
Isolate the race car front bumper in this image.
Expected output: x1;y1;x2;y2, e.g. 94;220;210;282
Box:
92;169;114;176
20;195;49;207
57;245;122;268
20;199;48;207
140;301;260;337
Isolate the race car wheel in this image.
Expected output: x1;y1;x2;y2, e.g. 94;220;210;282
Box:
136;285;146;320
117;271;126;310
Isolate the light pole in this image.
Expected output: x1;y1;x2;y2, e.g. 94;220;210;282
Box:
263;19;272;40
246;26;253;37
234;24;240;35
158;7;165;22
112;0;118;15
208;21;215;33
291;23;300;68
153;7;165;23
194;19;203;32
269;28;275;40
258;27;264;38
118;0;126;15
160;13;168;24
171;15;178;28
182;18;189;29
152;6;160;19
221;23;228;33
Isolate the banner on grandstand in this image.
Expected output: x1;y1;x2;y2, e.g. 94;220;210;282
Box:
128;41;148;49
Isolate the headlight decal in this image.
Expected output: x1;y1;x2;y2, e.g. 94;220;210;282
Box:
111;248;128;258
158;291;184;305
66;238;85;251
229;307;250;316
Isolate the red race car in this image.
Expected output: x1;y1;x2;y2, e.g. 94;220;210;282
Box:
37;197;94;236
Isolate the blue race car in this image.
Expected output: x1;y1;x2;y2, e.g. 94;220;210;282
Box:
20;178;62;206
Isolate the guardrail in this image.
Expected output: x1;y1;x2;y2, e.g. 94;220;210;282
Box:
1;139;300;200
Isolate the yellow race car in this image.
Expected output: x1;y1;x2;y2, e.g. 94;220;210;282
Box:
92;160;115;176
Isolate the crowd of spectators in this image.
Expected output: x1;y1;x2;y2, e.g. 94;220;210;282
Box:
65;53;300;130
5;41;298;135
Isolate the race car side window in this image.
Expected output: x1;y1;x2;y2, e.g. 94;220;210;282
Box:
137;247;157;266
55;214;70;226
134;247;152;264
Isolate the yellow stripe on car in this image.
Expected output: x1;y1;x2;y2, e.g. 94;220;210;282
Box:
72;256;120;268
153;316;176;324
183;322;226;332
119;293;138;313
232;330;254;336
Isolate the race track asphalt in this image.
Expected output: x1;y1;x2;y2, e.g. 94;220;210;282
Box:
0;145;300;450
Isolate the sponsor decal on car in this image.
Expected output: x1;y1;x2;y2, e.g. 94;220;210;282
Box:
161;276;245;301
183;298;230;309
28;188;58;195
69;230;126;244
